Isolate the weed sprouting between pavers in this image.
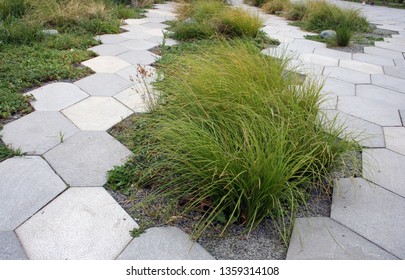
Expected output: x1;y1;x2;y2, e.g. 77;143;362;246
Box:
108;39;360;241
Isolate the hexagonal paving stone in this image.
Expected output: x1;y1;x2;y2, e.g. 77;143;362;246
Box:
62;97;133;131
364;47;404;60
371;74;405;94
74;73;132;97
299;53;338;67
120;31;155;40
117;227;214;260
286;217;397;260
383;66;405;79
331;178;405;259
323;67;371;84
363;148;405;197
356;84;405;109
96;34;129;44
16;187;137;259
321;110;384;148
384;127;405;155
0;231;28;260
141;22;169;29
1;111;79;155
43;131;132;187
120;24;152;33
321;77;356;96
352;53;395;67
114;88;153;113
338;96;402;126
314;48;352;60
119;39;157;51
81;56;131;73
88;44;130;56
27;82;89;111
116;65;157;83
0;156;66;230
117;50;159;65
339;60;384;75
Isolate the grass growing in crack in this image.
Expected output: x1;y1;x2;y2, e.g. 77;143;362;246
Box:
108;39;359;240
0;136;20;162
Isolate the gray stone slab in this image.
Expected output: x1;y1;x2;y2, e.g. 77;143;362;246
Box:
120;31;155;40
120;24;153;33
331;178;405;259
286;217;396;260
363;148;405;197
16;187;137;259
364;47;404;60
400;110;405;125
371;74;405;94
383;66;405;79
1;111;79;155
356;84;405;109
117;50;159;66
321;77;356;96
117;227;214;260
96;34;129;44
27;82;89;111
74;73;132;96
321;110;385;148
314;48;352;60
62;97;133;131
116;65;157;83
81;56;131;73
375;41;405;52
141;22;169;29
338;96;402;126
43;131;132;187
0;231;28;260
384;127;405;156
339;60;383;74
0;156;66;230
353;53;395;67
88;44;130;56
299;53;338;67
323;67;370;84
119;39;157;51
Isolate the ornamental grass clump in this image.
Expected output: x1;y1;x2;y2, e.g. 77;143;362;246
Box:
122;40;358;237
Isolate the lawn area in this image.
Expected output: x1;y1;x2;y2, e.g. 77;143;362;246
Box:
0;0;145;119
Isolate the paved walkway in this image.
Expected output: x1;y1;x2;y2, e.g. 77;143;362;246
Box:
1;0;404;260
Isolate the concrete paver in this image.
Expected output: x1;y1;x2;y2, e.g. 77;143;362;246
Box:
117;227;214;260
44;131;132;187
363;148;405;197
1;111;79;155
16;187;137;259
287;217;396;260
81;56;131;73
331;178;405;259
62;97;133;131
0;156;66;230
74;73;132;97
0;231;28;260
27;82;89;111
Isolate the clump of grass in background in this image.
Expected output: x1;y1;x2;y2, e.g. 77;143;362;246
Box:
0;0;28;21
285;1;307;21
109;39;359;238
244;0;267;6
262;0;291;14
170;0;265;41
302;0;369;33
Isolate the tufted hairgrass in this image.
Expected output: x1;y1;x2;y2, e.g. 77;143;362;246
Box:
110;39;359;238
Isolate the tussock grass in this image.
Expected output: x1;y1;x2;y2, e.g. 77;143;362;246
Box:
110;40;359;238
171;0;264;40
302;0;369;33
262;0;291;14
285;1;307;21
